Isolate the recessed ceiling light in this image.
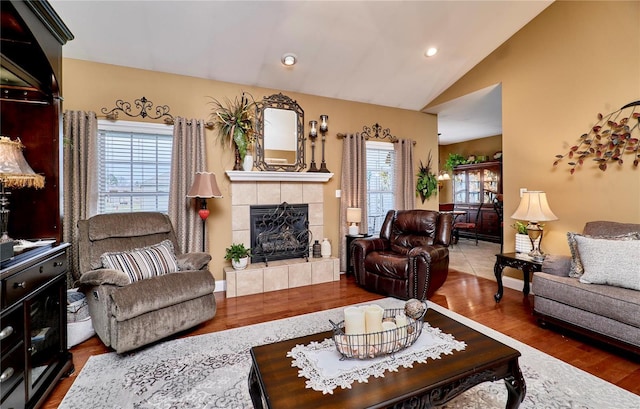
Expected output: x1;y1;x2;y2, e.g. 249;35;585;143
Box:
281;53;297;66
425;47;438;57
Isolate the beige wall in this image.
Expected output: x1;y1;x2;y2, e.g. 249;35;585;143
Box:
438;135;502;203
427;1;640;256
62;59;439;280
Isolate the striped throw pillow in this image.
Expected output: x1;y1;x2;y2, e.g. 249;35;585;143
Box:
101;240;179;283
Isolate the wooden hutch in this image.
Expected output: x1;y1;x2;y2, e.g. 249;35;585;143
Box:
452;161;502;243
1;1;74;408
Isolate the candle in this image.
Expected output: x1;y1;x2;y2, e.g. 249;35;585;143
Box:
344;306;366;335
364;304;384;346
381;321;398;353
309;120;317;137
364;304;384;333
319;115;328;132
395;312;408;339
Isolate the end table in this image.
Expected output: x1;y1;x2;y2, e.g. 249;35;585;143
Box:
494;252;542;303
346;234;371;275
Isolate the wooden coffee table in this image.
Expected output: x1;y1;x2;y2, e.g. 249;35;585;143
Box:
249;309;525;408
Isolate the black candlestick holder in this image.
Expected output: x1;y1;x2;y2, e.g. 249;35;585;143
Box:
318;114;330;173
307;120;319;172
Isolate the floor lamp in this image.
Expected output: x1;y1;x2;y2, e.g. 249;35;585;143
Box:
187;172;223;252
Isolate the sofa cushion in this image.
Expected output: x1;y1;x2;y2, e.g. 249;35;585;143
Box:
533;272;640;329
101;240;179;283
567;231;640;278
109;269;216;321
575;236;640;290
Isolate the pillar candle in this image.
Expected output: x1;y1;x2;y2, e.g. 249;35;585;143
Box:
395;312;408;339
364;304;384;346
381;320;398;353
344;306;366;335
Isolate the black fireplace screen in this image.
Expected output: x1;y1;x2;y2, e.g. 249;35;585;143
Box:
250;202;311;264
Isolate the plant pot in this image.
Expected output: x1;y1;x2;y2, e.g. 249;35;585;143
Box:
231;256;249;270
515;233;540;254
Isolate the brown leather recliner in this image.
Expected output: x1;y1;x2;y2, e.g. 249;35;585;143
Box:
351;209;453;300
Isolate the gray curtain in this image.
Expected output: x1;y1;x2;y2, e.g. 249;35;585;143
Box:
168;118;207;254
395;138;415;210
63;110;98;283
339;133;367;272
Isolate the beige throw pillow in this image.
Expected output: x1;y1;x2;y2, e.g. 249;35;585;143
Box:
567;231;640;278
576;235;640;291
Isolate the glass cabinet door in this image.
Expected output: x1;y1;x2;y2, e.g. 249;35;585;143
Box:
453;171;467;204
467;170;481;204
26;280;63;399
483;168;499;203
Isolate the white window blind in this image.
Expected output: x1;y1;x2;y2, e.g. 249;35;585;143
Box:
97;120;173;214
366;141;395;236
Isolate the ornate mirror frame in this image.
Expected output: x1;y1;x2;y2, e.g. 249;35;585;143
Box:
255;93;305;172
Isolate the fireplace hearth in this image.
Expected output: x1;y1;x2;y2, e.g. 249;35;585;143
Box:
250;202;311;265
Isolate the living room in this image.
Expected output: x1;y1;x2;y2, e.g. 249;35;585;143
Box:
2;1;639;408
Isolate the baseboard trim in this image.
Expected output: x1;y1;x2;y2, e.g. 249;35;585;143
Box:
502;276;534;295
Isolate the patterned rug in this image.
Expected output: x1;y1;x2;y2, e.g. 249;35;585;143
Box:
59;298;639;409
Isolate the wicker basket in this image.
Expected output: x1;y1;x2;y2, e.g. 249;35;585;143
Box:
330;307;425;359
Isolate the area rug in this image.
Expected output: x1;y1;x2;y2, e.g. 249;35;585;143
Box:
59;298;639;409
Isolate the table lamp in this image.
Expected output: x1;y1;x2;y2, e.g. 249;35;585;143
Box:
0;136;45;242
510;191;558;262
187;172;223;252
346;207;362;236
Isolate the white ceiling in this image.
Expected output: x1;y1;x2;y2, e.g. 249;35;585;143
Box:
49;0;552;143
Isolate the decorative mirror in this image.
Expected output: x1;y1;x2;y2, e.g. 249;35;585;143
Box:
255;93;305;171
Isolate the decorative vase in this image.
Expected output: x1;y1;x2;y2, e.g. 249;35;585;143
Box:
243;154;253;171
231;256;249;270
515;233;540;254
321;238;331;258
312;240;321;258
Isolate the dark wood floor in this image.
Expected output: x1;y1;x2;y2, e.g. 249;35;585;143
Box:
43;270;640;408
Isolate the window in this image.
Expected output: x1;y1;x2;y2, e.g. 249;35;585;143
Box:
366;141;395;236
97;120;173;214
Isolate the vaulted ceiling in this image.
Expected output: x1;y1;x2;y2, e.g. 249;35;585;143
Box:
50;0;552;143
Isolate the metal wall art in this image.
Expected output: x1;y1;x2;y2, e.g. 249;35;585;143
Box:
101;96;174;123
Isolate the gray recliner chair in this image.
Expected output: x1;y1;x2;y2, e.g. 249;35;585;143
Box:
76;212;216;353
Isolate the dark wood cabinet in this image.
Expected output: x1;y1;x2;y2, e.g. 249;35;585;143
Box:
0;1;73;242
453;161;502;243
1;243;72;409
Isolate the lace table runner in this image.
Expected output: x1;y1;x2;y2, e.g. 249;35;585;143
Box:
287;324;466;394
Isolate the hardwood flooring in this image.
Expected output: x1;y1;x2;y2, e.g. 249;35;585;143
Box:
43;270;639;408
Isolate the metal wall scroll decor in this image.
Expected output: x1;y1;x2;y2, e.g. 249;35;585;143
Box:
361;123;398;143
101;96;175;123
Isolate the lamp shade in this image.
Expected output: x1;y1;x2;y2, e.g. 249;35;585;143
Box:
511;191;558;222
0;136;45;189
186;172;222;198
346;207;362;224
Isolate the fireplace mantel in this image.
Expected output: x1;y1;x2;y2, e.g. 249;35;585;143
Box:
226;171;333;182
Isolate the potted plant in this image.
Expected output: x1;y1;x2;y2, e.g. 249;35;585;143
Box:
444;153;467;172
209;92;256;170
511;221;540;253
416;151;438;203
224;243;252;270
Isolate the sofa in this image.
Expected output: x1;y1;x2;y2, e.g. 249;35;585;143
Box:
351;209;452;300
532;221;640;355
76;212;217;353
